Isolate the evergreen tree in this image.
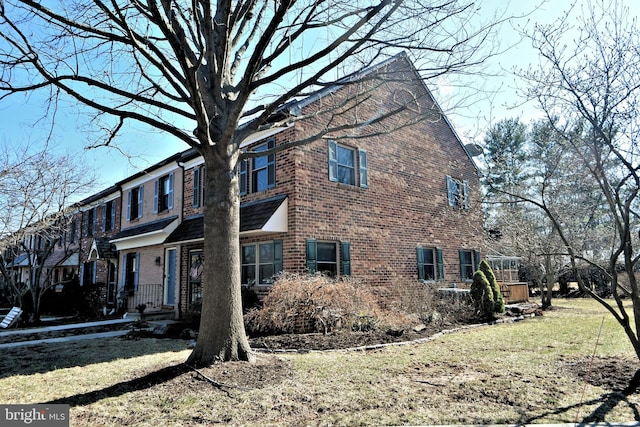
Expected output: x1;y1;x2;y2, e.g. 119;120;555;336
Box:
471;270;494;318
480;260;505;313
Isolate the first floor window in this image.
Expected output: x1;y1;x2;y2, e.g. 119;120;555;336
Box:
123;252;139;296
241;240;283;286
417;247;444;281
306;239;351;276
459;249;480;281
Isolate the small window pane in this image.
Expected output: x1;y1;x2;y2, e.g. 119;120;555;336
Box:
259;243;274;262
317;242;337;262
242;246;256;264
242;265;256;285
259;264;274;284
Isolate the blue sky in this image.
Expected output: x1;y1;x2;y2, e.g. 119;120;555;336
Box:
0;0;636;197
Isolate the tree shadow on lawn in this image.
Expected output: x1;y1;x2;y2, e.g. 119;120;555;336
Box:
0;337;189;379
44;363;191;407
520;390;640;424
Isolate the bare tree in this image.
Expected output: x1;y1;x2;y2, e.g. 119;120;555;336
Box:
0;142;94;322
512;0;640;389
0;0;503;364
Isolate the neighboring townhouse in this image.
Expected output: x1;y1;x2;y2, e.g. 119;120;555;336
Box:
109;152;189;317
167;52;483;315
76;186;121;311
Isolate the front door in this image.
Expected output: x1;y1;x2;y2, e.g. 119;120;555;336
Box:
164;248;176;306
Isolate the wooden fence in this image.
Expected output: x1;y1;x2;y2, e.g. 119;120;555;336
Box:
499;282;529;303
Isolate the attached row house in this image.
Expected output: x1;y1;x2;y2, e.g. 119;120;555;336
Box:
5;53;483;319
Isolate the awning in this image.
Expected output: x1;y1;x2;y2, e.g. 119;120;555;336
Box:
165;195;288;244
111;216;180;251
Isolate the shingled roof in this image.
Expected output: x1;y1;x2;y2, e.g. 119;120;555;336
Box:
165;195;288;244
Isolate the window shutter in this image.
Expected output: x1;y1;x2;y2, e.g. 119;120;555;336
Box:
446;176;456;206
111;200;116;229
473;250;480;271
273;240;283;275
153;179;159;213
138;186;144;218
121;258;127;288
102;204;107;232
328;140;338;182
92;262;97;284
341;241;351;276
134;253;140;291
437;248;444;281
168;172;174;210
126;191;131;221
463;180;470;209
417;247;425;281
193;168;200;207
459;250;465;280
239;160;248;195
268;139;276;188
79;263;85;287
358;149;368;188
305;239;317;273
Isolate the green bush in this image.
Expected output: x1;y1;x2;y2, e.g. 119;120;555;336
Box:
479;260;505;314
471;270;494;318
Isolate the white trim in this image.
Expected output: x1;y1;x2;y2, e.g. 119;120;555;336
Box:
239;198;288;236
111;219;180;251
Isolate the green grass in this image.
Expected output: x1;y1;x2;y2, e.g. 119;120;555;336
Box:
1;298;639;426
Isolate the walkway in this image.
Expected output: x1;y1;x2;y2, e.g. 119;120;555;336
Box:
0;318;134;349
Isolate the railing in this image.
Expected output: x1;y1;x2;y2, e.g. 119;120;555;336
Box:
127;283;164;312
499;282;529;303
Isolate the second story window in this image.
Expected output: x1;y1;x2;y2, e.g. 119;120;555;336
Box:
104;200;116;231
86;208;95;237
240;139;276;195
328;140;368;188
446;175;470;209
127;186;143;221
155;173;174;213
193;166;206;208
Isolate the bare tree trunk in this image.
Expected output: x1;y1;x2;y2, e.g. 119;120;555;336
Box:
187;150;255;365
541;256;554;309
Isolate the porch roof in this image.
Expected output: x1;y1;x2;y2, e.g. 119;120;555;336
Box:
165;194;288;244
111;216;180;251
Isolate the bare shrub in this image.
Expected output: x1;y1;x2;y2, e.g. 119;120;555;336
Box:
244;273;384;335
388;280;475;327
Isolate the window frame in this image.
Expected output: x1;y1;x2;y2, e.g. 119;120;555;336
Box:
306;239;351;277
446;175;470;209
251;140;276;193
193;165;206;208
155;172;174;213
104;200;116;232
417;247;444;282
127;185;144;221
328;140;368;188
241;240;283;286
459;249;480;281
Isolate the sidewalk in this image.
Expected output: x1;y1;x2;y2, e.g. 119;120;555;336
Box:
0;318;134;348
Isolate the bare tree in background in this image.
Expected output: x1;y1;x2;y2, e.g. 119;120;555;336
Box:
0;0;503;364
0;142;94;323
513;0;640;390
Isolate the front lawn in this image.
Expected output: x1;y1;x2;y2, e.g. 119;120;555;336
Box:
0;298;638;426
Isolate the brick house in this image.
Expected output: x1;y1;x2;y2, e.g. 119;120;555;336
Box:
10;53;481;319
76;186;121;310
166;53;483;316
